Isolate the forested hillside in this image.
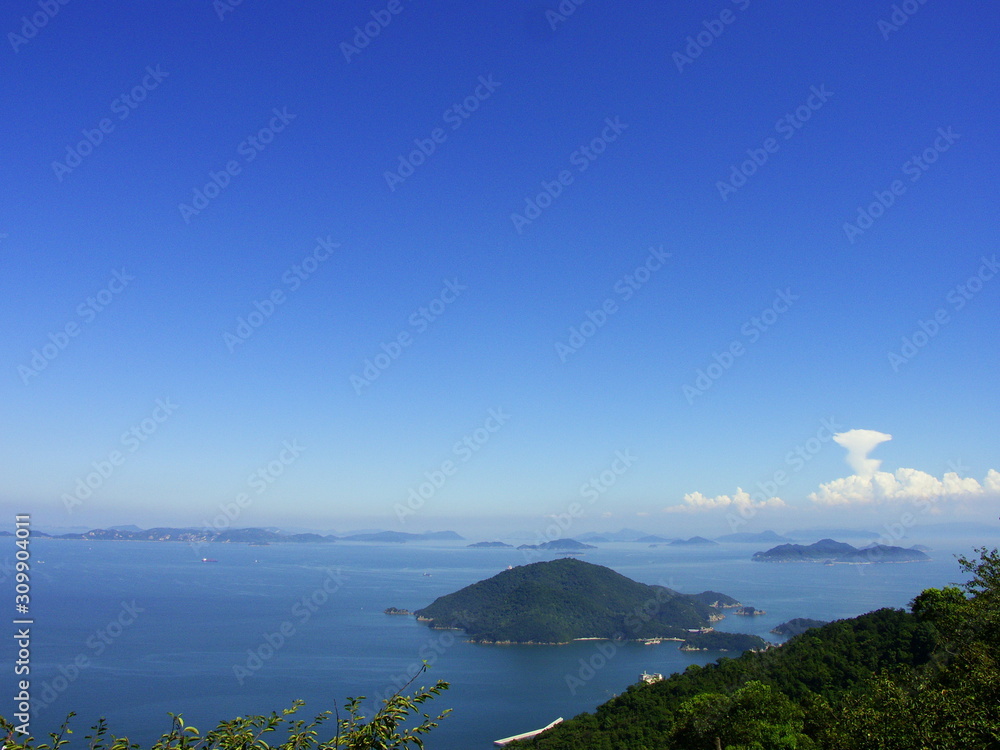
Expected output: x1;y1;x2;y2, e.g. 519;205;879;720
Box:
516;546;1000;749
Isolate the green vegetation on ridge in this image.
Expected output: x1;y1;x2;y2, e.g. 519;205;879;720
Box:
513;545;1000;749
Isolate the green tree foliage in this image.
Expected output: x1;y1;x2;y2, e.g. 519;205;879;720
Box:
1;670;449;750
670;681;815;750
829;546;1000;749
519;545;1000;749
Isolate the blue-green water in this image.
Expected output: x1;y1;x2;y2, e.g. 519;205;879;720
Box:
9;539;979;749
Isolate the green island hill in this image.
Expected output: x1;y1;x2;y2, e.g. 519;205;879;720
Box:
412;558;761;647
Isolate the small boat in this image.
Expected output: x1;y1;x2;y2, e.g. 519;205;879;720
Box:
201;558;218;563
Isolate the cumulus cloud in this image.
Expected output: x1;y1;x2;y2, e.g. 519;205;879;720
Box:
833;429;892;477
809;468;1000;506
664;488;787;514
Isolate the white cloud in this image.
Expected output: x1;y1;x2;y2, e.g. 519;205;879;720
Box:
833;429;892;477
809;468;1000;506
664;488;787;514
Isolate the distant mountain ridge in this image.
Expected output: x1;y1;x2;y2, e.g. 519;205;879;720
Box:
577;528;647;542
340;530;463;543
38;527;464;543
716;530;794;543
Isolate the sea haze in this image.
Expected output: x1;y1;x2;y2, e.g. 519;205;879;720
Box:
18;539;978;749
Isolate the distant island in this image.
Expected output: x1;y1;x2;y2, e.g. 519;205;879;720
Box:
752;539;931;564
35;526;464;544
384;607;413;615
411;558;763;650
467;541;514;548
636;535;673;543
771;618;829;636
577;528;646;542
670;536;719;546
715;530;794;544
339;530;464;543
516;538;596;551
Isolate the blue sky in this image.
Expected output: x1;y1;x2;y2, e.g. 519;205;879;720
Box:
3;0;998;537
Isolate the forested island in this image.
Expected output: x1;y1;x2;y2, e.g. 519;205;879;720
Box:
752;538;931;563
516;538;596;551
411;558;760;648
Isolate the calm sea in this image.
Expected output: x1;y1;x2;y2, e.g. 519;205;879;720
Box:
7;538;983;749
